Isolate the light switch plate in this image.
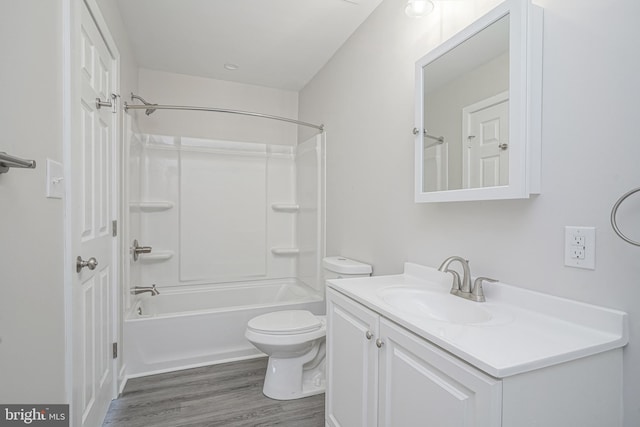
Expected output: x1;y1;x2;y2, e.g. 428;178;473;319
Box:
564;226;595;269
46;158;64;199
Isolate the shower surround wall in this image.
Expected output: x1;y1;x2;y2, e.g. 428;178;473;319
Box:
133;134;322;289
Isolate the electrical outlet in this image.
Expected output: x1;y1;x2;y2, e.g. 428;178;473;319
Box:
570;245;585;259
564;226;595;269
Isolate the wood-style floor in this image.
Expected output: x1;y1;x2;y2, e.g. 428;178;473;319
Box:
103;357;325;427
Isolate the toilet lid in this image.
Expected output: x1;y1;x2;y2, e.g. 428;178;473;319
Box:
247;310;322;335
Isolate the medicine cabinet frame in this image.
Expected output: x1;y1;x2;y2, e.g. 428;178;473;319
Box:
414;0;543;203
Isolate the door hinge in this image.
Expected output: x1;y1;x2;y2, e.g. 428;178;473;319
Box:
112;342;118;359
112;220;117;237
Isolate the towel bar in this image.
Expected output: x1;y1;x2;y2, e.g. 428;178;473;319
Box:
611;187;640;246
0;152;36;174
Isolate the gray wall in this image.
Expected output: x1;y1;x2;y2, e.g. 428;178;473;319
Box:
133;68;299;146
299;0;640;424
0;0;66;402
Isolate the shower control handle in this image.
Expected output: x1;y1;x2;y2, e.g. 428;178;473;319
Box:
132;239;152;261
365;331;373;340
76;256;98;273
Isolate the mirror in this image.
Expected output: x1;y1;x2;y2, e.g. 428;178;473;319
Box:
414;0;543;202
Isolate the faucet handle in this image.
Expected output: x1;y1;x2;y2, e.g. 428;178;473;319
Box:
446;270;462;295
471;277;498;302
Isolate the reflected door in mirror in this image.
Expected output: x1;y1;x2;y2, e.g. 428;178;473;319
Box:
463;91;509;188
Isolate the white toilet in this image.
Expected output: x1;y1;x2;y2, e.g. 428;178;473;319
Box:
245;256;372;400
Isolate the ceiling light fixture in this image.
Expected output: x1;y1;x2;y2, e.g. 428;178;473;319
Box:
405;0;434;17
224;63;239;71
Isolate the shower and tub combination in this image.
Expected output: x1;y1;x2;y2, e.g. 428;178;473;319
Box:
122;96;328;378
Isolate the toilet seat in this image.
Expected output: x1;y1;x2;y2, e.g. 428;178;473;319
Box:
247;310;322;335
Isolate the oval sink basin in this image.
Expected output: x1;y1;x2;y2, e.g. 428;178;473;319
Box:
378;287;493;324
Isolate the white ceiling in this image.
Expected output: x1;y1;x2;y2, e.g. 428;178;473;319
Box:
114;0;385;91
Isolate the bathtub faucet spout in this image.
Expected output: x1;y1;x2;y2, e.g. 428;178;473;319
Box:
132;284;160;296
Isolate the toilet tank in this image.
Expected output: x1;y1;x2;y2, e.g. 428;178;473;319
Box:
322;256;372;280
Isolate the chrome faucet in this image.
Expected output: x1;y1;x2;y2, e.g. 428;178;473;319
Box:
131;284;160;296
438;256;497;302
438;256;472;294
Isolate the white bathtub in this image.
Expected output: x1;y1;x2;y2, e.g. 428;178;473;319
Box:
124;279;325;377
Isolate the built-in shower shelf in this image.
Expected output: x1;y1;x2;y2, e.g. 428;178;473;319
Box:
130;201;175;212
138;251;174;262
271;248;300;256
271;203;300;212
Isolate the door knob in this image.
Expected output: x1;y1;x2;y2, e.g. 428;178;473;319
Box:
76;256;98;273
376;339;384;348
365;331;373;340
499;143;509;150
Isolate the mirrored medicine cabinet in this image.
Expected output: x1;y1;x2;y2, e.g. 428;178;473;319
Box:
414;0;543;202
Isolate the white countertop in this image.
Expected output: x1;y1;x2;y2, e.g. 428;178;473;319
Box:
327;262;628;378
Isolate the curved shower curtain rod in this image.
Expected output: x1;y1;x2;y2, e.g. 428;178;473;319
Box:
124;93;324;132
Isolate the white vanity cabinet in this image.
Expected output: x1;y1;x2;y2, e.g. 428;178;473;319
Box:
378;318;502;427
327;286;625;427
327;288;501;427
326;287;379;427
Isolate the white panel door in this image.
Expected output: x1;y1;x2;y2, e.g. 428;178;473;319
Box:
378;318;502;427
463;92;509;189
71;3;117;426
326;289;379;427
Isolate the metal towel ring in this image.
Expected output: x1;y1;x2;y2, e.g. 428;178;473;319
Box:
610;187;640;247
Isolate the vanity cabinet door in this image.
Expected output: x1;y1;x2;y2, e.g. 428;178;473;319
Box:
326;289;379;427
378;319;502;427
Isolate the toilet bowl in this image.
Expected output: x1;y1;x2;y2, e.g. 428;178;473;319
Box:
245;256;372;400
245;310;326;400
